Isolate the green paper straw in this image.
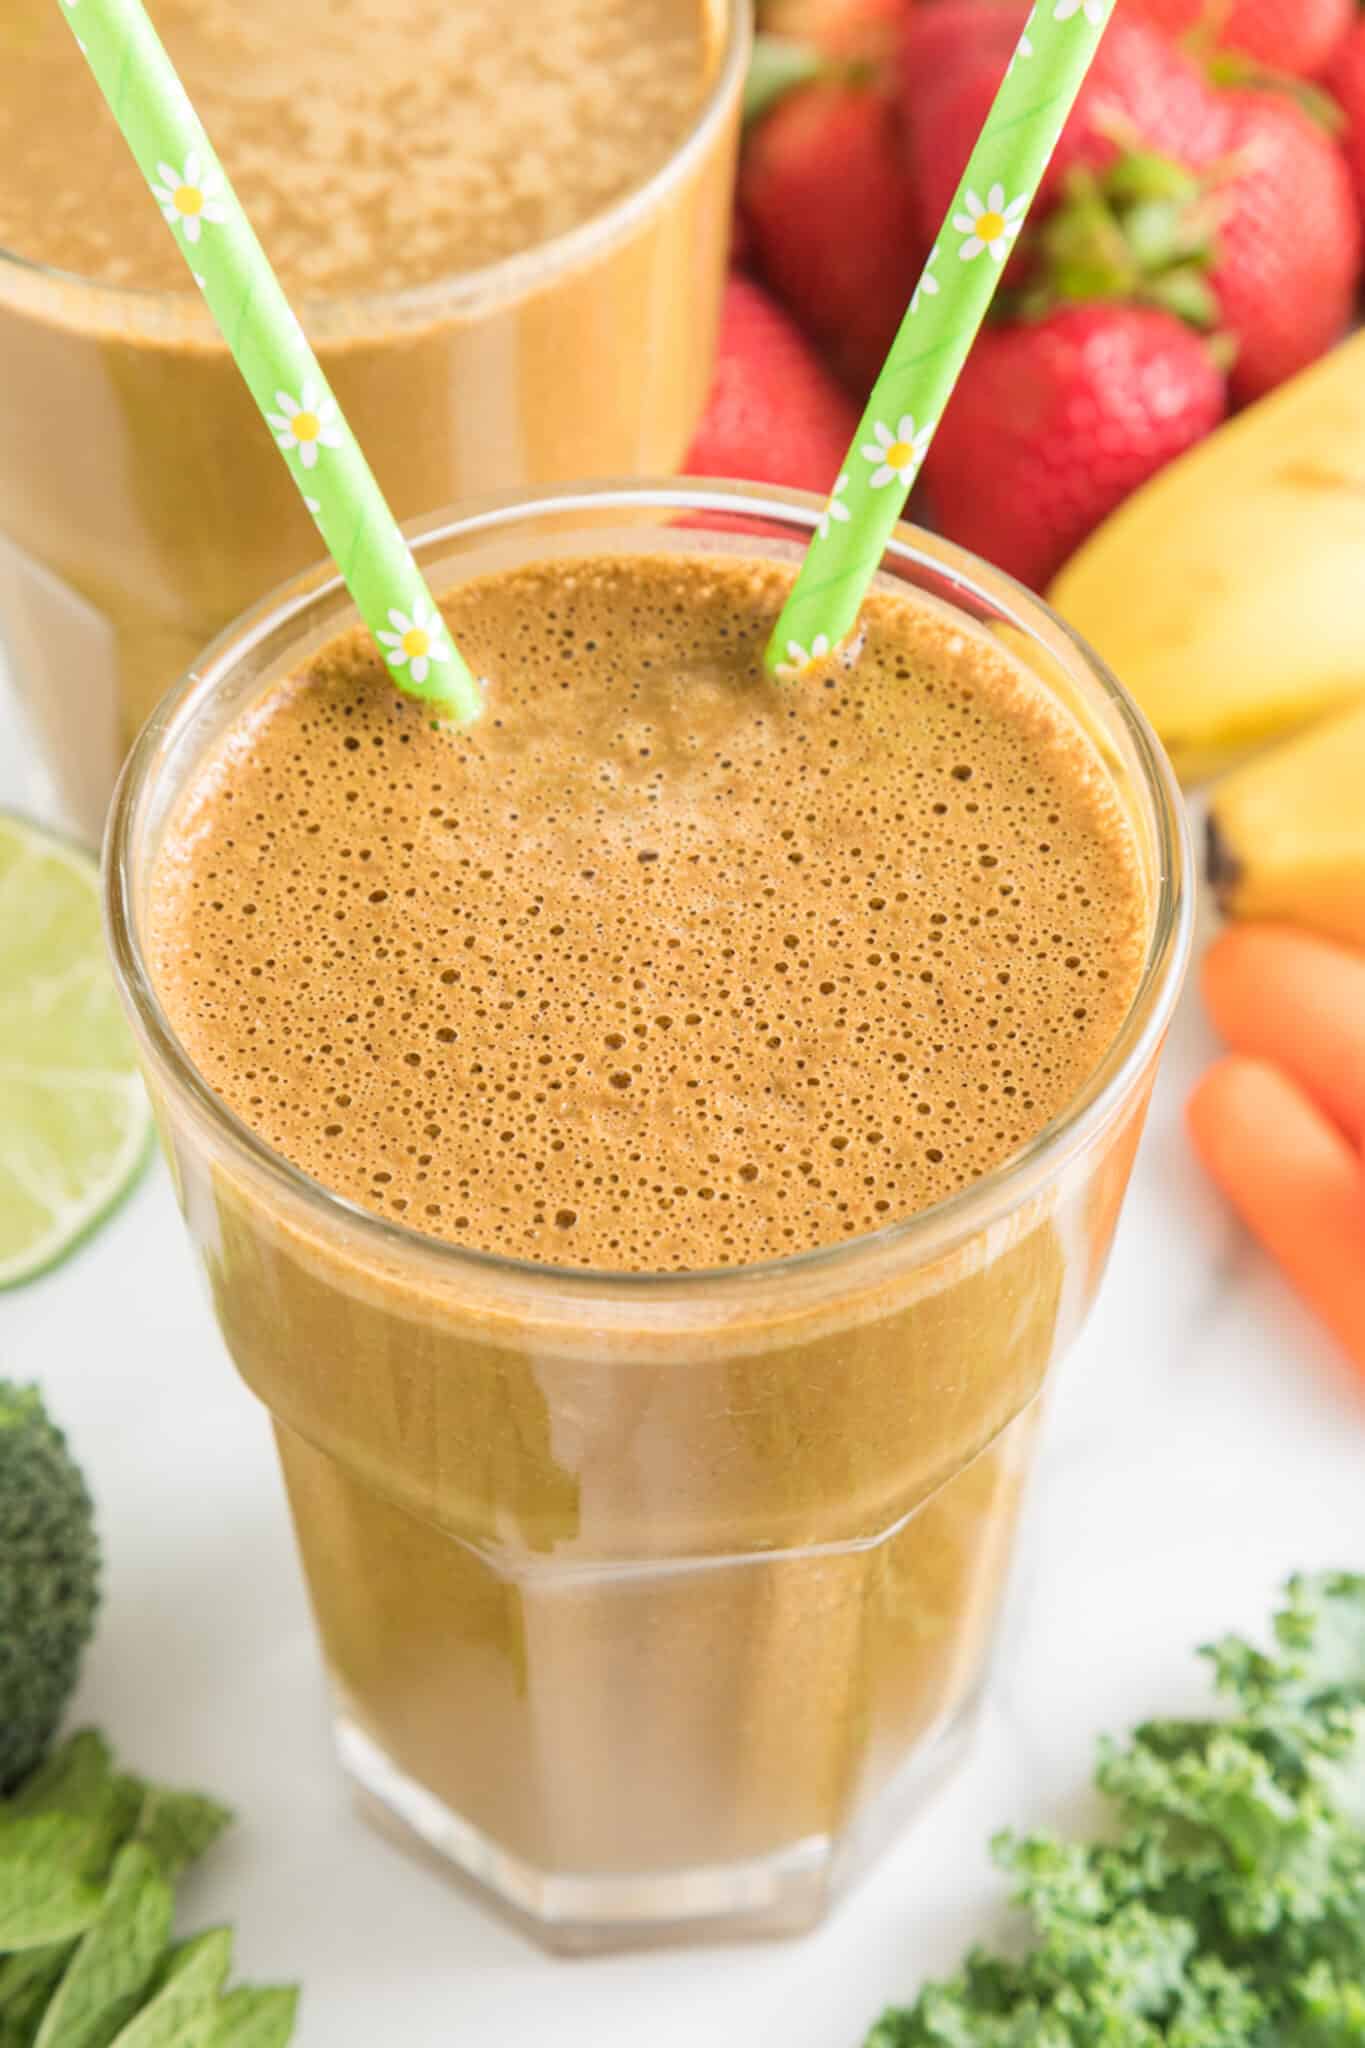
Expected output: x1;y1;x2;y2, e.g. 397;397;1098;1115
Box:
58;0;483;725
766;0;1114;678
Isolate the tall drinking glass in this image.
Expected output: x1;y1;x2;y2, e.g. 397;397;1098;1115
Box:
105;481;1192;1951
0;2;746;840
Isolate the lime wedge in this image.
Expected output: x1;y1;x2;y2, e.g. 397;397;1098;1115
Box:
0;812;153;1288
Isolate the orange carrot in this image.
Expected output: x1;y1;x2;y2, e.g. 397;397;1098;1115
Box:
1187;1056;1365;1376
1202;924;1365;1150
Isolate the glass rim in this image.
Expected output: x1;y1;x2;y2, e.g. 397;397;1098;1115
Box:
0;0;748;338
104;477;1195;1301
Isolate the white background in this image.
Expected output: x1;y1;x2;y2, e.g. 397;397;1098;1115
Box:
3;698;1364;2046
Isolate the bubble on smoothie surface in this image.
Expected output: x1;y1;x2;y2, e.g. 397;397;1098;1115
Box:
146;556;1148;1272
0;0;708;296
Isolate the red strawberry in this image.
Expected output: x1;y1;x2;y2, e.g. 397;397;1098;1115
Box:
757;0;900;64
741;81;924;395
1208;90;1361;401
899;0;1022;116
901;7;1226;247
922;304;1227;589
1323;18;1365;229
1123;0;1353;80
684;274;858;495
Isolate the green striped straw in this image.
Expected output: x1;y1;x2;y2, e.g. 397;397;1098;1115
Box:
58;0;483;725
767;0;1114;678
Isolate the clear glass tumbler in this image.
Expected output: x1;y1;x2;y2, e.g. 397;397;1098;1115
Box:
105;481;1193;1951
0;1;745;842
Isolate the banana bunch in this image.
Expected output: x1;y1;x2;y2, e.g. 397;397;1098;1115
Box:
1050;330;1365;949
1050;330;1365;785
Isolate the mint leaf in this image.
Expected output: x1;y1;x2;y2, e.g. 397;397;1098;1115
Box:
0;1943;71;2011
0;1945;70;2047
3;1740;144;1894
104;1930;231;2048
33;1845;171;2048
212;1988;299;2048
7;1741;113;1824
128;1791;232;1886
0;1822;106;1948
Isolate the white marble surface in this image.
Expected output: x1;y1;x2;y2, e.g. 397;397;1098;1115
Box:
3;700;1364;2048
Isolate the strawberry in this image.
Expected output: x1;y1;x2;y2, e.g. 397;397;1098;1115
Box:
756;0;900;65
1208;90;1361;401
1323;18;1365;230
1123;0;1354;80
740;79;924;394
1015;82;1360;406
901;6;1226;248
922;304;1227;589
683;273;858;495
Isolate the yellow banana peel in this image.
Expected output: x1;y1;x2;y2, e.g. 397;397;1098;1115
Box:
1049;331;1365;784
1207;696;1365;950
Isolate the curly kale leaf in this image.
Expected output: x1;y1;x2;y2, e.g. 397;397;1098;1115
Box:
865;1573;1365;2048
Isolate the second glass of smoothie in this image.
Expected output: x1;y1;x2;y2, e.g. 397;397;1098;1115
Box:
0;0;744;836
105;481;1192;1950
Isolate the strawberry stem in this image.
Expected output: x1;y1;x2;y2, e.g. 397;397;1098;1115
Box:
1012;156;1221;331
743;35;828;124
1205;51;1345;132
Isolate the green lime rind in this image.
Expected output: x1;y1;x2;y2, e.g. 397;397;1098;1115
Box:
0;1124;155;1294
0;812;155;1291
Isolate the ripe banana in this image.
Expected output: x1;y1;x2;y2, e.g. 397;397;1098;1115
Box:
1207;698;1365;949
1049;331;1365;784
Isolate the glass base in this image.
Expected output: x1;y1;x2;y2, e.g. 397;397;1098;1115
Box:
336;1698;981;1954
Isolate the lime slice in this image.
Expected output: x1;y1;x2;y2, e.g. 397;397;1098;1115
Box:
0;812;153;1288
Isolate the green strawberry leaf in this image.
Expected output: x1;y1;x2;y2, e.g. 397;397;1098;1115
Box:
744;35;825;124
32;1845;172;2048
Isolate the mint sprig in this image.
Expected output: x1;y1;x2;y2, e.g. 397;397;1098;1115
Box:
32;1845;172;2048
0;1737;296;2048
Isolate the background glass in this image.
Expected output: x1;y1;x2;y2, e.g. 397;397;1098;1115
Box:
0;0;745;842
105;480;1193;1951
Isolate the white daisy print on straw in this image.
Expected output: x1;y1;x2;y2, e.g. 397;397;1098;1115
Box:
150;153;226;244
1054;0;1104;20
777;634;831;678
910;245;940;314
376;598;452;687
1007;30;1034;68
817;475;851;541
267;381;343;469
861;416;933;491
954;185;1028;263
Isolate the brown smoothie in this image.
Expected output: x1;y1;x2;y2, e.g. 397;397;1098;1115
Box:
0;0;738;830
142;551;1151;1921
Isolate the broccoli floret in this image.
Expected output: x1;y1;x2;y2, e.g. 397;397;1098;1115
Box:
0;1382;100;1793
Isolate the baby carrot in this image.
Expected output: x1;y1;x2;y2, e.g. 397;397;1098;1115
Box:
1187;1056;1365;1375
1202;924;1365;1149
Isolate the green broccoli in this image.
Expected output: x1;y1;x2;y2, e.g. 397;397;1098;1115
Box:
0;1383;100;1793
